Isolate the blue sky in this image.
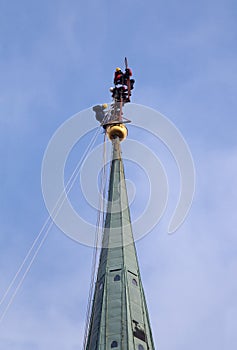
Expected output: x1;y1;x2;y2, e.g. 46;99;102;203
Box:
1;0;237;349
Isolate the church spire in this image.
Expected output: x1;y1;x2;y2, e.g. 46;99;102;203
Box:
85;135;155;350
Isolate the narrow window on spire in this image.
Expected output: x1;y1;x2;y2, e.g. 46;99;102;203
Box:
111;340;118;348
132;278;138;286
138;345;145;350
114;274;121;281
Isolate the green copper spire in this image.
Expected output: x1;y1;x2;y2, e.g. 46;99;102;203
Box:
86;136;155;350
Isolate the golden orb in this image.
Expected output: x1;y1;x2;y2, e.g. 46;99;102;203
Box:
106;124;128;142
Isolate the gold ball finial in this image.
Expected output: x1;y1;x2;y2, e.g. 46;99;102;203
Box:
106;124;128;142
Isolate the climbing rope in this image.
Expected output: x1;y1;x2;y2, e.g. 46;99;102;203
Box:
0;123;104;324
82;132;108;349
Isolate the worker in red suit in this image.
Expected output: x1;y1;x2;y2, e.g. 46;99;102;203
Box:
124;67;135;91
114;67;124;85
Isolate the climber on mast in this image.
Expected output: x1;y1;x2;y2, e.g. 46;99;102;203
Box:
92;104;108;124
114;67;124;85
111;58;135;103
93;58;134;126
124;57;135;102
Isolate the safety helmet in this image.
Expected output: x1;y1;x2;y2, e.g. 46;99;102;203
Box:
102;103;108;109
109;87;114;92
116;67;121;72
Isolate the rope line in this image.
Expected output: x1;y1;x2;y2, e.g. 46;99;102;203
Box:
0;124;103;323
0;226;49;323
82;132;108;349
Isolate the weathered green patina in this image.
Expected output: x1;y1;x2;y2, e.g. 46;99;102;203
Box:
86;137;155;350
